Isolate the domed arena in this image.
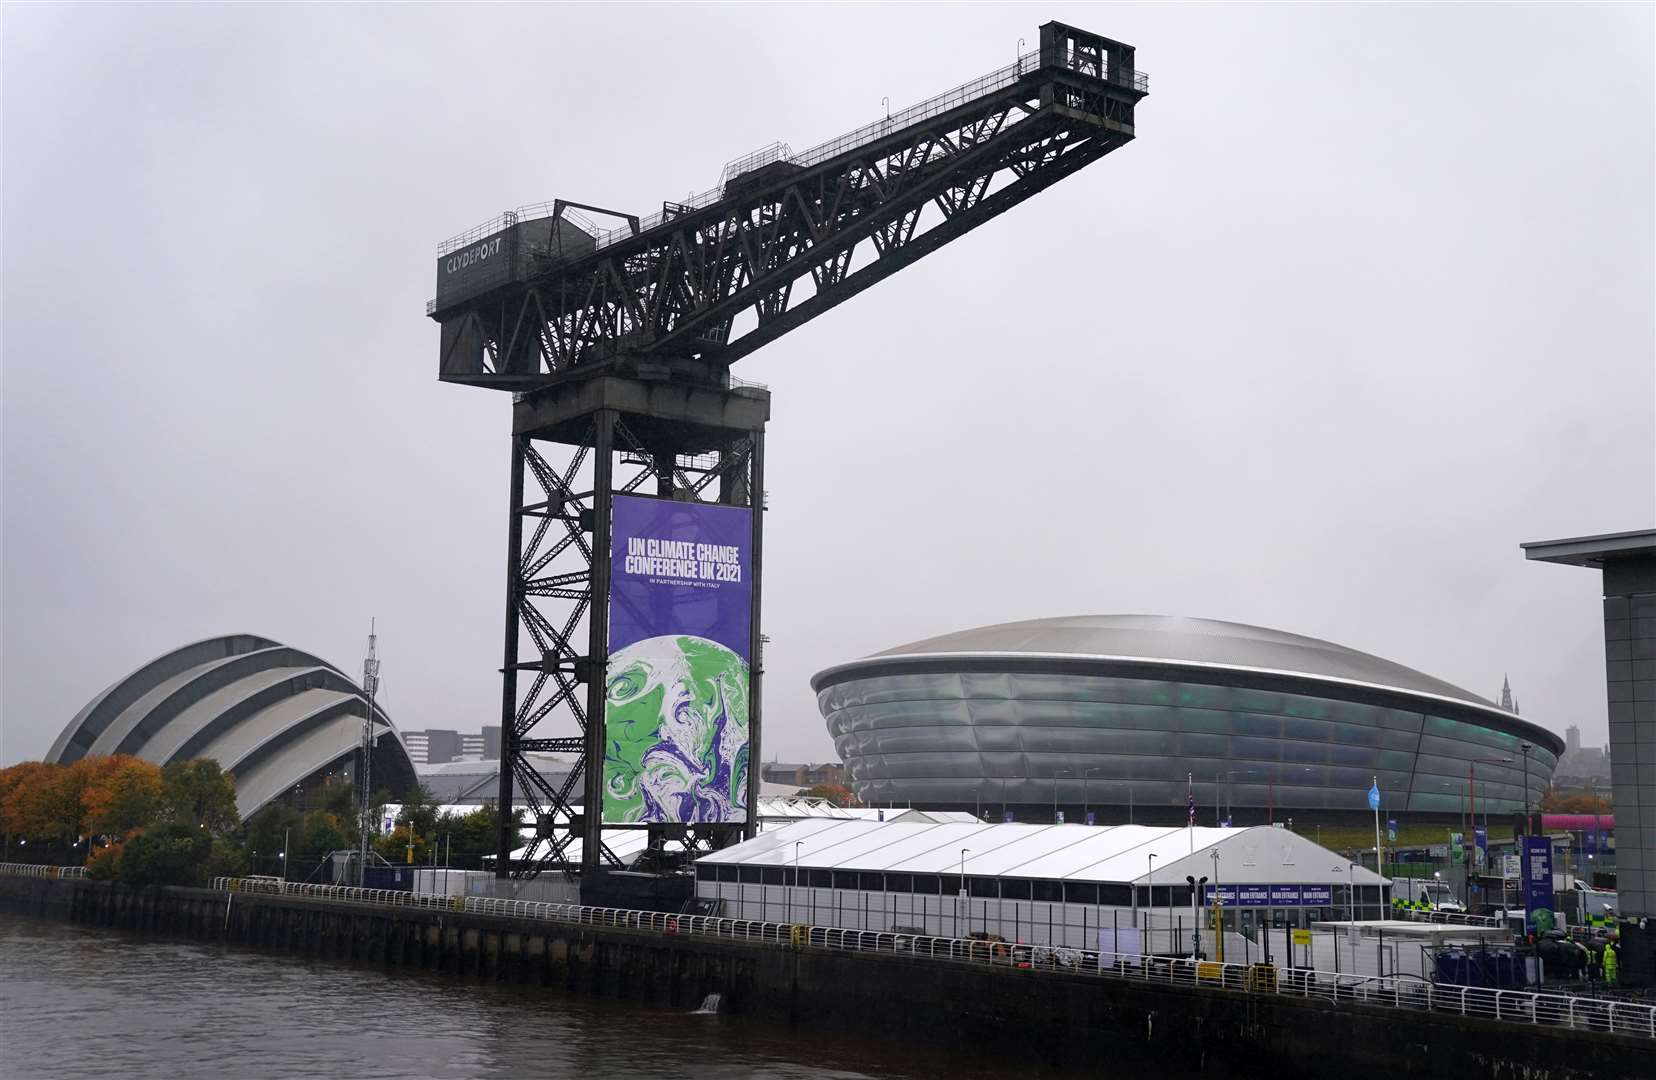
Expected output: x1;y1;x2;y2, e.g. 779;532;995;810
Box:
813;615;1563;825
46;634;416;818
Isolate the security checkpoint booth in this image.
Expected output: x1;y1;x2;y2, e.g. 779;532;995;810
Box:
693;818;1390;954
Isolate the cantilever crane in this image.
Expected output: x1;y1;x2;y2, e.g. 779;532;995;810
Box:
428;21;1147;890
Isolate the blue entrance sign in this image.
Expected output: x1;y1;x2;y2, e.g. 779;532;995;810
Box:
1301;884;1333;906
1521;836;1554;930
1204;883;1336;907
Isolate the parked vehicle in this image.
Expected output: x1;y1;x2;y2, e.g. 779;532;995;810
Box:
1392;878;1466;913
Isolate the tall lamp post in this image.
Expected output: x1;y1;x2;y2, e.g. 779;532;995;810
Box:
1467;756;1513;905
1145;854;1155;935
791;841;802;923
1186;874;1208;960
1081;767;1104;825
1519;742;1534;835
958;848;971;937
1209;850;1223;962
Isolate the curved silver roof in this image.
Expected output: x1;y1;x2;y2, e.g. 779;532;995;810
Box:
46;634;415;818
815;615;1559;749
862;615;1485;702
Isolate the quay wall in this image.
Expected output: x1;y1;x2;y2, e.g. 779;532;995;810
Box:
0;876;1646;1080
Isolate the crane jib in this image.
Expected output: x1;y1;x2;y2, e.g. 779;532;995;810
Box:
429;21;1145;390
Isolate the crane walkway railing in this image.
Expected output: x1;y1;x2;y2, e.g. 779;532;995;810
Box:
436;48;1149;258
208;877;1654;1040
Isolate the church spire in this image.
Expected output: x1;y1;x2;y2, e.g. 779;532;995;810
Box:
1499;675;1516;713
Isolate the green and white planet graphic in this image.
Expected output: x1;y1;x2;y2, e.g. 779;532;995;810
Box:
603;634;749;823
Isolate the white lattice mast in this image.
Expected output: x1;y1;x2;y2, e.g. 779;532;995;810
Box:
358;619;381;886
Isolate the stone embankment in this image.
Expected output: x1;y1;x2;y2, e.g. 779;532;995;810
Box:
1;874;1647;1080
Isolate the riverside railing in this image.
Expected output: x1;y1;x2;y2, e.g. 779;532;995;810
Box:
435;48;1149;258
0;863;85;879
208;877;1654;1040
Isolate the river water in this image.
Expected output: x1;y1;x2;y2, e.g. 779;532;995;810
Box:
0;914;1050;1079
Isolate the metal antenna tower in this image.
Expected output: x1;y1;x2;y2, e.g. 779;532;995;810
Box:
429;22;1147;891
358;619;381;886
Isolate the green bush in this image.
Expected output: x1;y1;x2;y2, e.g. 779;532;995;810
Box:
119;824;208;888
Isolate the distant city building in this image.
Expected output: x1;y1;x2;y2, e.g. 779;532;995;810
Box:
760;761;847;788
1566;724;1581;754
403;727;499;766
402;729;463;766
459;727;501;760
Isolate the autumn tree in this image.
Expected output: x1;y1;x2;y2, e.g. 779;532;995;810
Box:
1538;788;1612;814
801;783;860;808
1;762;81;856
1;762;59;848
81;756;164;839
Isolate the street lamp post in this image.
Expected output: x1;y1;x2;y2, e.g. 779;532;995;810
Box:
1209;850;1223;961
959;848;971;937
1519;742;1534;834
1144;853;1155;934
1467;756;1512;905
792;841;802;923
1082;768;1103;825
1187;874;1208;960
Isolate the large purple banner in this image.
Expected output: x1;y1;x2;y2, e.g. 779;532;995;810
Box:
602;495;751;824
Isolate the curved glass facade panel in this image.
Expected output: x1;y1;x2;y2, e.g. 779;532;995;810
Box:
819;667;1560;821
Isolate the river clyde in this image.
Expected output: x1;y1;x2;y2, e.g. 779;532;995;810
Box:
0;914;1052;1080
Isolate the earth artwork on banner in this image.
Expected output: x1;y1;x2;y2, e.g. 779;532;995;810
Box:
602;496;752;824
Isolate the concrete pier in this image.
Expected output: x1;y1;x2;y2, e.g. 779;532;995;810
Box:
2;875;1648;1080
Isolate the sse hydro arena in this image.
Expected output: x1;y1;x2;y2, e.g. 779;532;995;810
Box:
813;616;1563;826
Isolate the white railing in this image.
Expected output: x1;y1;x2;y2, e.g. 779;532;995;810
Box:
1397;909;1505;929
0;862;84;879
208;878;1654;1040
435;47;1148;258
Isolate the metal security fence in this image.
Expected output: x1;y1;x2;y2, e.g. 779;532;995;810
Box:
207;878;1655;1040
0;863;85;879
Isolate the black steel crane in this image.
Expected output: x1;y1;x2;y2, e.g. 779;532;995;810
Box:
428;21;1146;894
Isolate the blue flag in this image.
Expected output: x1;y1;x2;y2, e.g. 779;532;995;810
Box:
1367;782;1381;812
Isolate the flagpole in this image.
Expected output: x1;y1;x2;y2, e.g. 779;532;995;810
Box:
1188;772;1194;854
1372;774;1382;881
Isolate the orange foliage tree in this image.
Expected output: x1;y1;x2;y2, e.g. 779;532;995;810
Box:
1538;788;1611;815
800;783;860;808
81;756;165;839
1;761;82;853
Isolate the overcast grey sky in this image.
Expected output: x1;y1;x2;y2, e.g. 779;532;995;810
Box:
3;3;1652;768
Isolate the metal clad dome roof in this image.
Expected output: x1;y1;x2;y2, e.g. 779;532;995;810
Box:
843;614;1492;708
46;634;416;818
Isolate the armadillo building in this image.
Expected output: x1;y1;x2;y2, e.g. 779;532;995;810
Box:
46;634;417;819
813;616;1564;825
